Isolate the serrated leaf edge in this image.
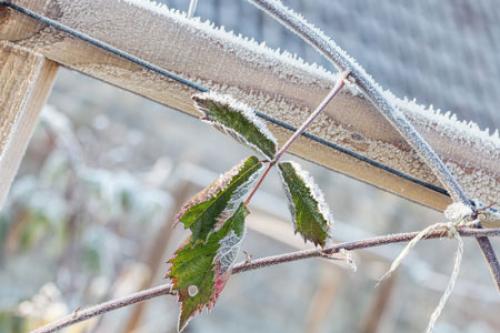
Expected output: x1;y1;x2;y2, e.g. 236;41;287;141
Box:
193;91;278;159
175;156;262;230
171;206;247;332
278;161;334;245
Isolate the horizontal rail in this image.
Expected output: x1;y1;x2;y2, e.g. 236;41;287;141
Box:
1;0;499;211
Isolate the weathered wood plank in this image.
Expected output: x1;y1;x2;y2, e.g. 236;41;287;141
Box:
0;41;58;208
1;0;498;210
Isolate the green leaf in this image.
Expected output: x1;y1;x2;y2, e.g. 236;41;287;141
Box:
169;204;248;332
278;161;333;247
193;92;277;159
176;156;263;242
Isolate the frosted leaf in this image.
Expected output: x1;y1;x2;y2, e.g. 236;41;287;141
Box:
217;230;243;274
168;204;247;332
176;155;263;241
278;161;333;247
193;92;277;159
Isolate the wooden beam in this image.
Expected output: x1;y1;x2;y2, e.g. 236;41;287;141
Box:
1;0;498;210
0;41;58;208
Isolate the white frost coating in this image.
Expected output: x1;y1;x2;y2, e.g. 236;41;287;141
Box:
175;156;260;224
444;202;473;223
115;0;499;206
215;162;264;227
390;94;500;153
193;91;277;158
246;0;496;205
216;229;243;274
279;161;334;236
119;0;352;88
121;0;499;148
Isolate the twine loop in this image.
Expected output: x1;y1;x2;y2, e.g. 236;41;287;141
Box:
377;202;475;332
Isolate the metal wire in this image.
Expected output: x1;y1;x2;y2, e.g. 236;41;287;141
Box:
0;1;449;198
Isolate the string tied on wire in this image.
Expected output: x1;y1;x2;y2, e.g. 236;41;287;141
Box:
377;202;477;332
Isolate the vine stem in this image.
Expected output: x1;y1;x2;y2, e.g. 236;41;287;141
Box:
247;0;500;291
32;227;500;333
244;70;350;205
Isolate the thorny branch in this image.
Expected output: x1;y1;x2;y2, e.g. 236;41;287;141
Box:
32;227;500;333
247;0;500;292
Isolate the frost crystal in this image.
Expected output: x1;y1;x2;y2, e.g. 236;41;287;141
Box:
216;230;243;274
123;0;499;153
121;0;345;86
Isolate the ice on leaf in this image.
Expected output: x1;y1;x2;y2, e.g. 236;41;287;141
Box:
169;204;248;332
193;92;277;159
176;155;263;241
278;161;333;247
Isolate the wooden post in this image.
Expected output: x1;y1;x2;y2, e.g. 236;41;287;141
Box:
0;42;58;208
1;0;498;211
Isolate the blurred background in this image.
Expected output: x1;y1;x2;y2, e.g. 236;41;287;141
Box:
1;0;500;332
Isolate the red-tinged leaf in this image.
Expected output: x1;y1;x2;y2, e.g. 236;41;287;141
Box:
176;155;263;242
168;204;247;332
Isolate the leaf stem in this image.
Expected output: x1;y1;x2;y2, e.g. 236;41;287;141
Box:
244;160;274;206
246;0;468;205
244;70;350;205
31;226;500;333
246;0;500;291
274;70;350;162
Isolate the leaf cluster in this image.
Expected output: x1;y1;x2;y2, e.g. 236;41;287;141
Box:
168;92;335;331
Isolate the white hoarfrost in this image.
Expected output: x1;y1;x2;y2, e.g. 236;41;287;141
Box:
120;0;351;88
214;161;263;228
120;0;499;206
391;94;500;152
216;229;244;274
176;156;263;228
193;91;277;159
279;161;334;235
121;0;500;148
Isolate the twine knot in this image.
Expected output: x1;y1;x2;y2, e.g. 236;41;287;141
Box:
445;222;458;239
377;202;468;333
